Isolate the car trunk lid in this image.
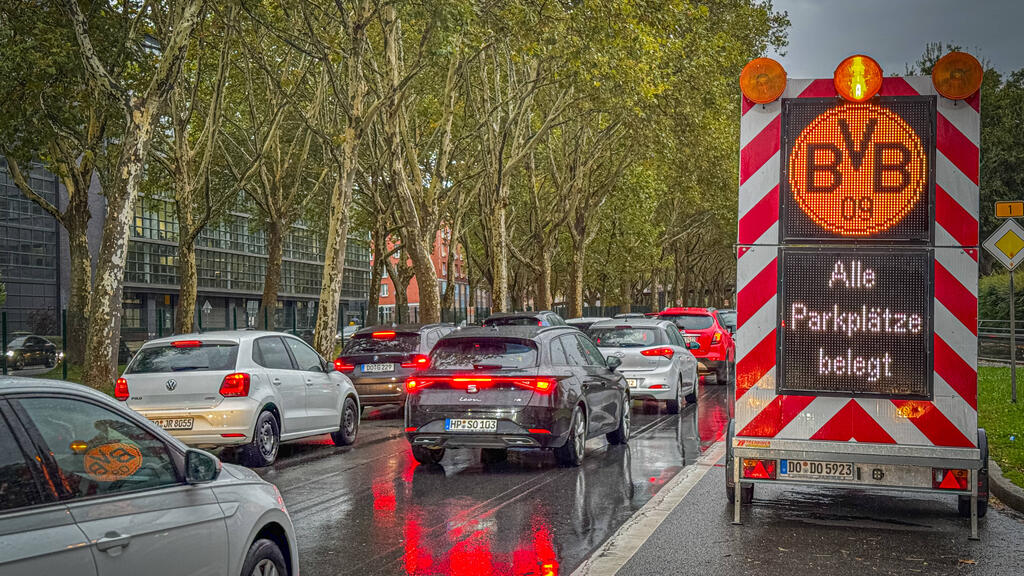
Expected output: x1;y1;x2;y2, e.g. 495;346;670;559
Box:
122;341;240;411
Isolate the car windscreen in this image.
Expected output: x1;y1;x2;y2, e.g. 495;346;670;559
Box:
431;339;539;370
663;314;714;330
590;327;663;347
127;344;239;373
482;316;542;327
342;333;420;354
7;337;27;348
719;311;736;329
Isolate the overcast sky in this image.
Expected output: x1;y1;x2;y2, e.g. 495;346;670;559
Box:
767;0;1024;78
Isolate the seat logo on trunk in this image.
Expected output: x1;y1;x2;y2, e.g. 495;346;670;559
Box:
466;385;478;394
166;379;177;391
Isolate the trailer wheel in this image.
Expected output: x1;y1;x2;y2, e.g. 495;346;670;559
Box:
958;428;988;518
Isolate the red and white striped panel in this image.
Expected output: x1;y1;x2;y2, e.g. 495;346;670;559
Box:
735;77;980;448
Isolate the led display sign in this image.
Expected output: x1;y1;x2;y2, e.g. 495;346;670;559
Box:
777;248;933;398
781;97;935;243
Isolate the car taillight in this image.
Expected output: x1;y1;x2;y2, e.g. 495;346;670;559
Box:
220;373;251;397
406;378;435;393
641;347;675;359
712;332;722;345
401;354;431;369
933;468;969;490
372;331;396;339
334;358;355;372
114;378;129;401
171;340;202;348
742;458;777;479
512;377;555;393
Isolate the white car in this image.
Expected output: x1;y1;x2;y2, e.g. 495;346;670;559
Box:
0;377;298;576
119;330;360;467
590;318;700;413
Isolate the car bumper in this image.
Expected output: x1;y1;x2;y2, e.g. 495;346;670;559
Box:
406;406;570;449
620;367;676;401
135;399;258;448
350;375;409;405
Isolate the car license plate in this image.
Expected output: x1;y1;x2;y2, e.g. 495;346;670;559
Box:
780;460;854;480
362;363;394;373
445;419;497;432
683;335;698;344
152;418;194;431
627;379;638;388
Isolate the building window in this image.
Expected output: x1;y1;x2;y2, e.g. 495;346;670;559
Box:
381;283;389;297
381;266;388;278
441;262;447;276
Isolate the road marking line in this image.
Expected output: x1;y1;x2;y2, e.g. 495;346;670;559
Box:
571;440;726;576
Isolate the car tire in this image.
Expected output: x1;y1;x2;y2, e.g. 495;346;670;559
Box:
606;398;630;445
666;383;680;415
412;445;445;465
685;373;698;404
715;364;728;385
46;354;56;368
241;411;280;467
481;448;508;464
13;358;24;370
240;538;287;576
555;406;586;467
330;397;359;446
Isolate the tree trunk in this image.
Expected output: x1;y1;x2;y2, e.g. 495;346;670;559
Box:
395;280;409;324
366;235;384;326
176;241;198;333
488;202;509;312
65;224;92;364
407;235;439;323
621;275;632;313
568;244;585;318
258;219;283;330
535;250;552;310
313;177;354;357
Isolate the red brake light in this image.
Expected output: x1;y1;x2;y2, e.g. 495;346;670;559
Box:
742;458;777;480
537;320;543;326
933;468;969;490
219;373;251;397
334;358;355;372
712;332;722;345
114;378;129;401
372;331;396;339
171;340;201;348
401;354;431;369
641;347;675;359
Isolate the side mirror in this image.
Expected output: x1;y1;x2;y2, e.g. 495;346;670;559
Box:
185;449;221;484
606;356;622;371
687;341;700;350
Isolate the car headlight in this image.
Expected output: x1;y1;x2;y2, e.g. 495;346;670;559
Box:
58;352;65;360
5;350;13;357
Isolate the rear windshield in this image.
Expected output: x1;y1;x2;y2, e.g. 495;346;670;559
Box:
431;339;538;370
662;315;714;330
343;333;420;354
719;311;736;329
127;344;238;373
590;327;663;347
482;316;541;327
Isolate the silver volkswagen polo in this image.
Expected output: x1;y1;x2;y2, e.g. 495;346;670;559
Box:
589;318;700;413
0;377;298;576
119;330;360;467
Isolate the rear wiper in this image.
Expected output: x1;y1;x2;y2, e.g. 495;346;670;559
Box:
171;366;207;371
473;364;505;370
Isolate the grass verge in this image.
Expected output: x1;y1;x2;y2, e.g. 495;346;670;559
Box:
978;365;1024;489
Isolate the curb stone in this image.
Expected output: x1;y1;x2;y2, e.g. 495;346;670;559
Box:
989;458;1024;513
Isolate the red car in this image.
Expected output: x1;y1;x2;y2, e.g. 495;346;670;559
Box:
658;307;735;383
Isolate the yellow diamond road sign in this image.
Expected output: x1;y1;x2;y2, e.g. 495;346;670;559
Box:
984;219;1024;270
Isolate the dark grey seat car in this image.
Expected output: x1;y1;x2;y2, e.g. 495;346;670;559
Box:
335;324;456;408
404;325;630;467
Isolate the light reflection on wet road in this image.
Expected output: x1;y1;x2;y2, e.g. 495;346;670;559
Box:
255;382;728;576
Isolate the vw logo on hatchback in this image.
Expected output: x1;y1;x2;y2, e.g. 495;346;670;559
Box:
165;379;178;391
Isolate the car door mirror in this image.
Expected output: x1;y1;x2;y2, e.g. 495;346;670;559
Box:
606;356;622;371
687;341;700;350
185;449;221;484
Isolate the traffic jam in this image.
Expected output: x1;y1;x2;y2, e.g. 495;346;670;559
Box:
2;49;1023;576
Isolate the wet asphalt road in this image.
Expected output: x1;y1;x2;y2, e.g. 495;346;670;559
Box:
255;382;730;576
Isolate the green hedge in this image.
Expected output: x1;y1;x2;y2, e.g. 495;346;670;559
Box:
979;272;1024;321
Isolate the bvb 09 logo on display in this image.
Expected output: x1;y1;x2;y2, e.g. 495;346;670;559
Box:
787;103;928;237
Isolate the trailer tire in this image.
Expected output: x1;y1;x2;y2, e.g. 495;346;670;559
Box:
958;428;989;518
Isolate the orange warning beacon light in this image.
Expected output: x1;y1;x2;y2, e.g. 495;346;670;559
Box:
931;51;983;100
834;54;883;102
740;57;787;104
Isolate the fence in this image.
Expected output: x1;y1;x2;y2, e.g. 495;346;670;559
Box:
978;319;1024;364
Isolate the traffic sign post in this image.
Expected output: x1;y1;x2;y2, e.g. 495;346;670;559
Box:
983;218;1023;402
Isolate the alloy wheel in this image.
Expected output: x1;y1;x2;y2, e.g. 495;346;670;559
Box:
621;403;630;441
251;558;279;576
574;412;586;458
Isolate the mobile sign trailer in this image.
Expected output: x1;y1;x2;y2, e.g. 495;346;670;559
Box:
730;53;986;538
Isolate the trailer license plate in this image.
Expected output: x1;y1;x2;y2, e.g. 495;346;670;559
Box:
362;363;394;373
445;419;497;432
780;460;854;480
153;418;194;431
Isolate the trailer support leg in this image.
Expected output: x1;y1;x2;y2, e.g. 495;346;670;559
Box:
969;468;979;540
732;456;742;525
